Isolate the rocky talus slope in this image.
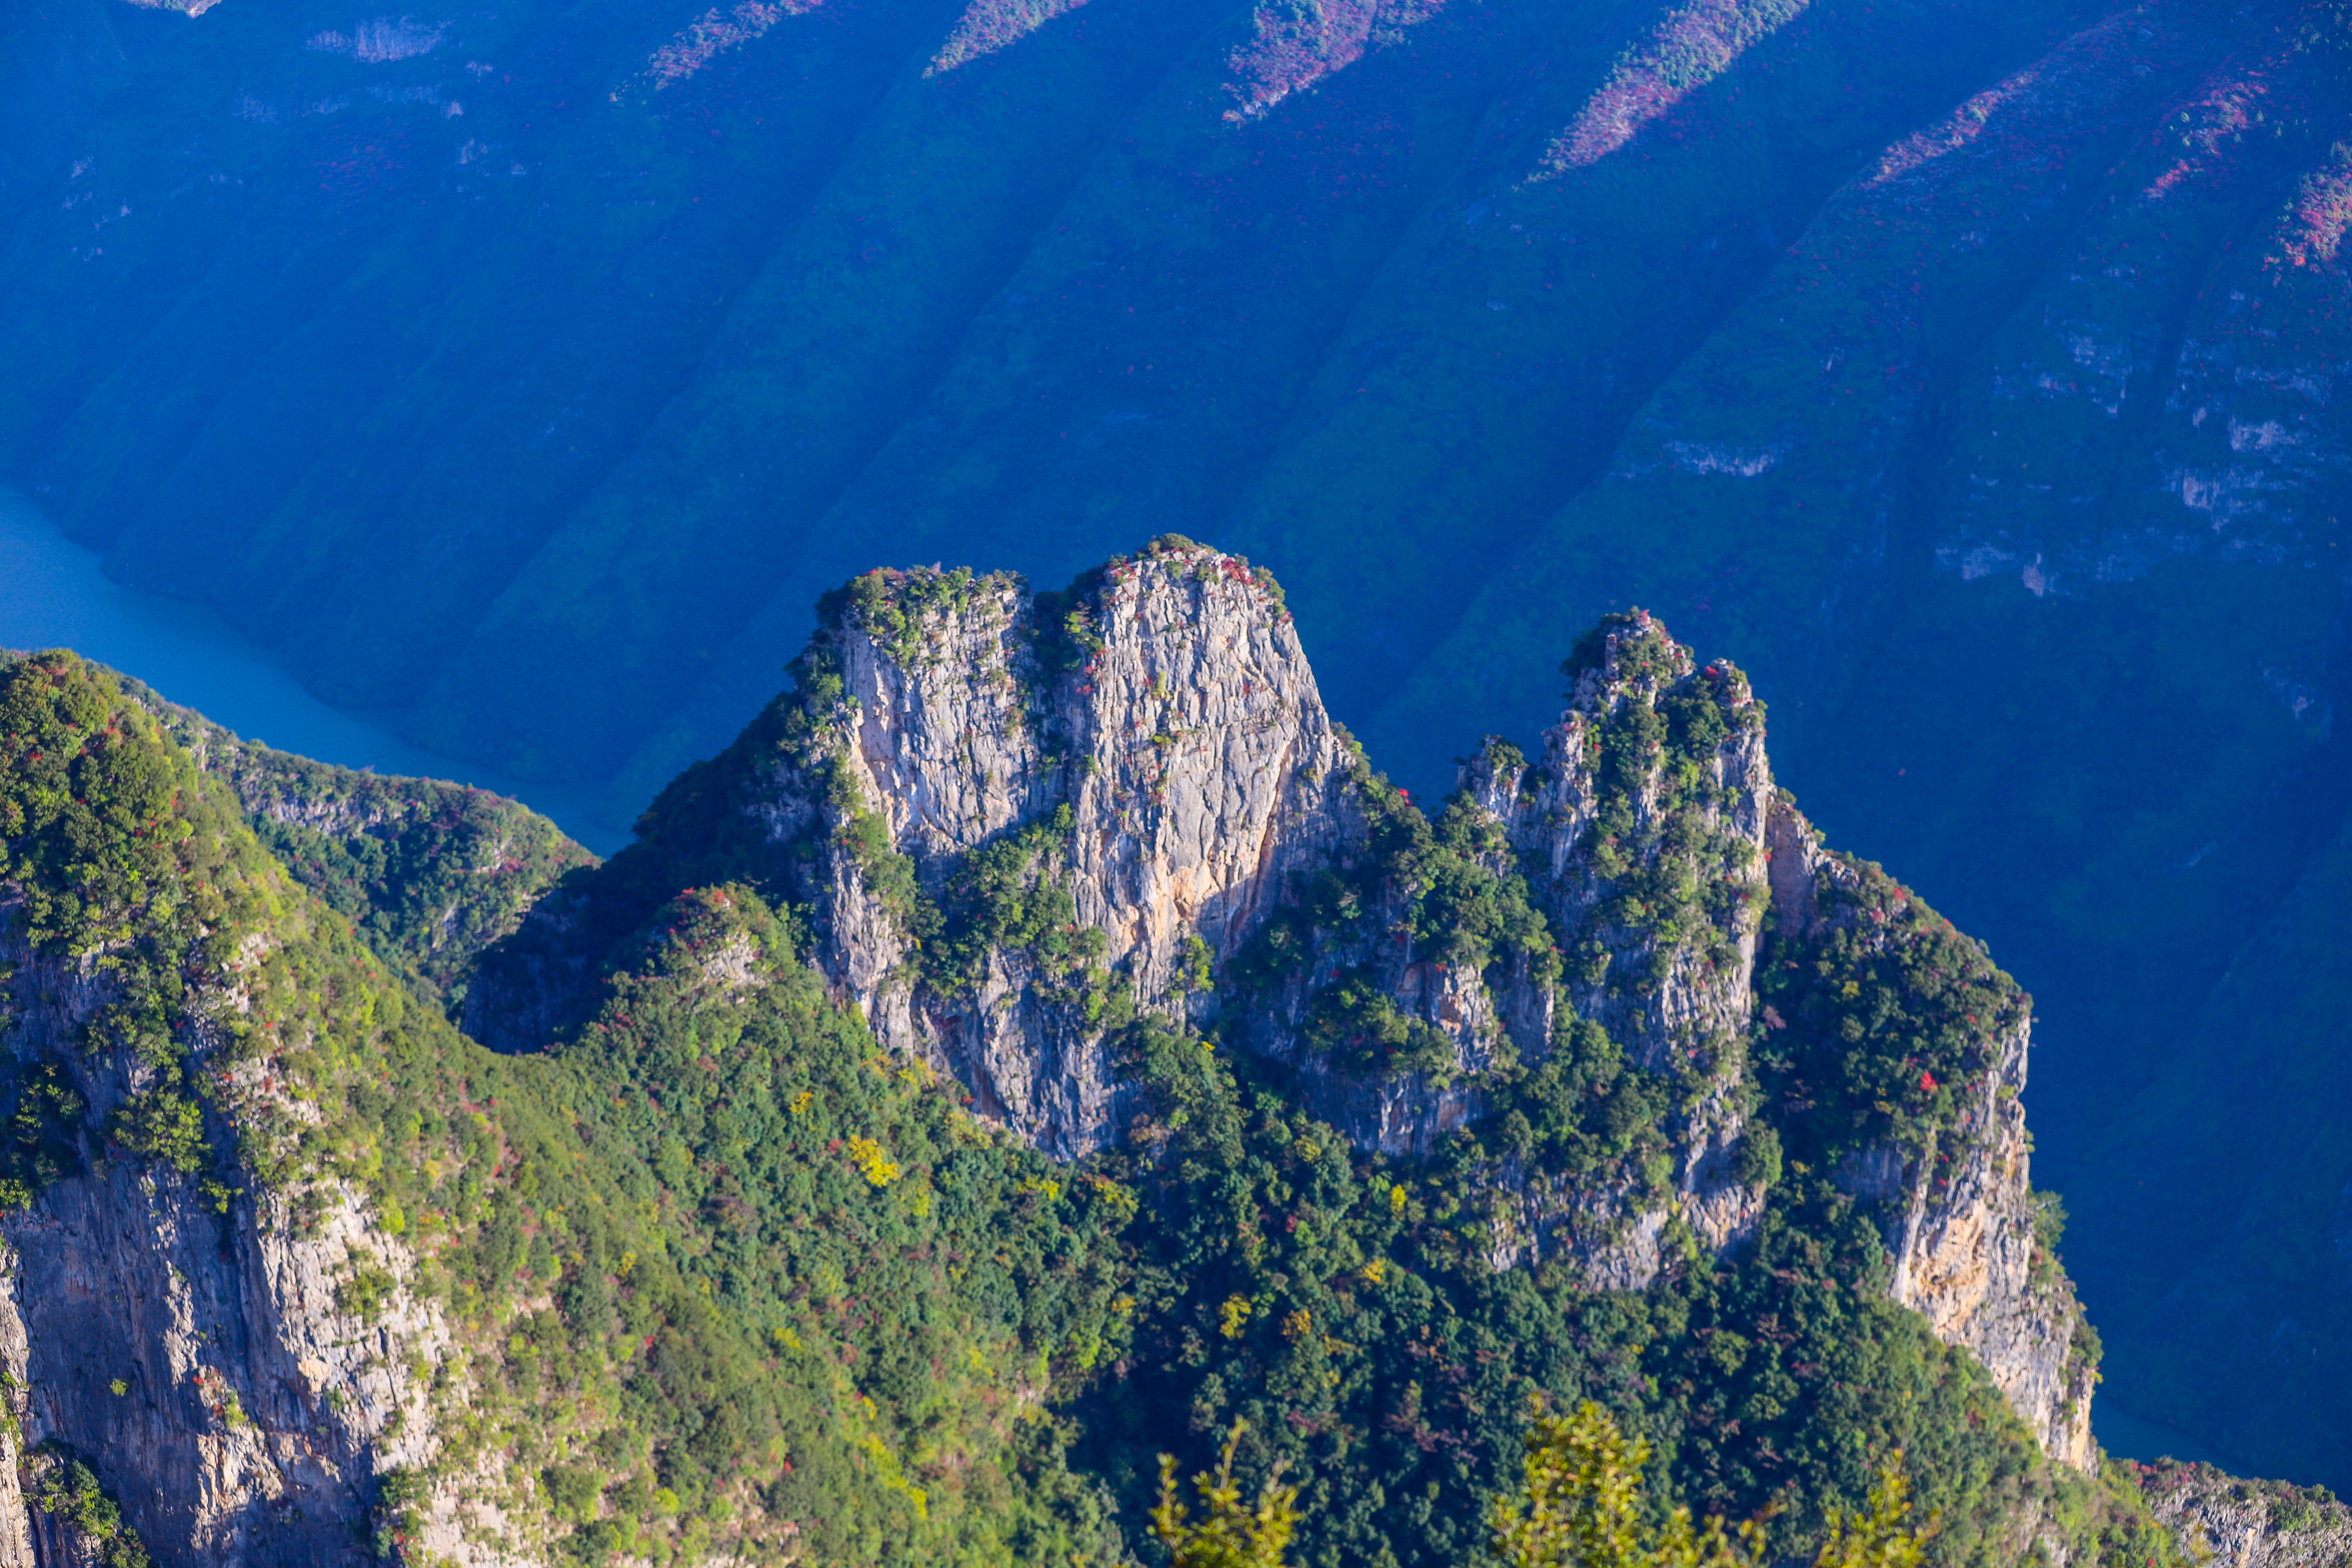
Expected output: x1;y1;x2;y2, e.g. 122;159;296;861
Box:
470;539;2097;1468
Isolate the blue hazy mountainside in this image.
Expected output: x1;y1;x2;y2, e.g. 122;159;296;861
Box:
3;0;2352;1497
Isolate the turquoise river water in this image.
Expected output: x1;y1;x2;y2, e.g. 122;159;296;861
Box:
0;489;625;852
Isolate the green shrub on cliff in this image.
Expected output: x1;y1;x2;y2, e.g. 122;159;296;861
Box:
27;1448;150;1568
1152;1418;1303;1568
1305;968;1458;1077
0;1060;83;1209
1753;862;2029;1163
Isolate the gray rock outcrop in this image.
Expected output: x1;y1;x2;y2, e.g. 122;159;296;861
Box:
2136;1460;2352;1568
1769;801;2095;1469
0;899;509;1566
750;548;1364;1157
0;545;2172;1565
711;557;2097;1470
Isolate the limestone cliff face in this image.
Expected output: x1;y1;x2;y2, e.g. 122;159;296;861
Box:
747;572;2093;1470
2134;1460;2352;1568
0;902;503;1567
787;583;1775;1182
1887;1035;2097;1474
1768;802;2096;1470
742;548;1363;1157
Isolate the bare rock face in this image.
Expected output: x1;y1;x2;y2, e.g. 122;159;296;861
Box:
0;556;2137;1556
1886;1018;2097;1473
753;545;1363;1156
0;906;499;1567
1276;957;1508;1159
2134;1461;2352;1568
1055;556;1361;1003
460;545;2104;1479
1770;801;2096;1470
830;571;1046;864
788;590;1769;1184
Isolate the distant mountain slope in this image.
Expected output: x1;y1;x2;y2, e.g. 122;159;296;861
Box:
5;0;2352;1493
1358;0;2352;1483
0;0;188;201
2070;819;2352;1484
0;0;2103;791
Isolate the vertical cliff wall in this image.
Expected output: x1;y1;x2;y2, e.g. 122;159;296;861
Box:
0;908;490;1566
2134;1461;2352;1568
1470;614;1775;1075
0;655;542;1566
676;543;1366;1156
462;549;2098;1473
0;557;2121;1568
1766;800;2096;1467
788;570;1772;1180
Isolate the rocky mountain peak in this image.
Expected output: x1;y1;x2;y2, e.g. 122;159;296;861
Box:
799;564;2095;1465
1463;607;1774;1072
0;574;2136;1566
447;547;2104;1478
757;542;1362;1155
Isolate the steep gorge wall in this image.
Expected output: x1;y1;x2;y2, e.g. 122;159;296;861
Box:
1768;804;2095;1467
3;0;2341;1487
729;558;1773;1174
0;903;494;1566
468;542;2099;1470
2133;1461;2352;1568
0;655;587;1568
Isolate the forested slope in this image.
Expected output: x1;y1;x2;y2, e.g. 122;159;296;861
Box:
0;573;2200;1566
0;0;2119;793
3;0;2351;1491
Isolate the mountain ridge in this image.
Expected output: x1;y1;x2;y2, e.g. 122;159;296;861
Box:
6;0;2352;1525
0;546;2178;1565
